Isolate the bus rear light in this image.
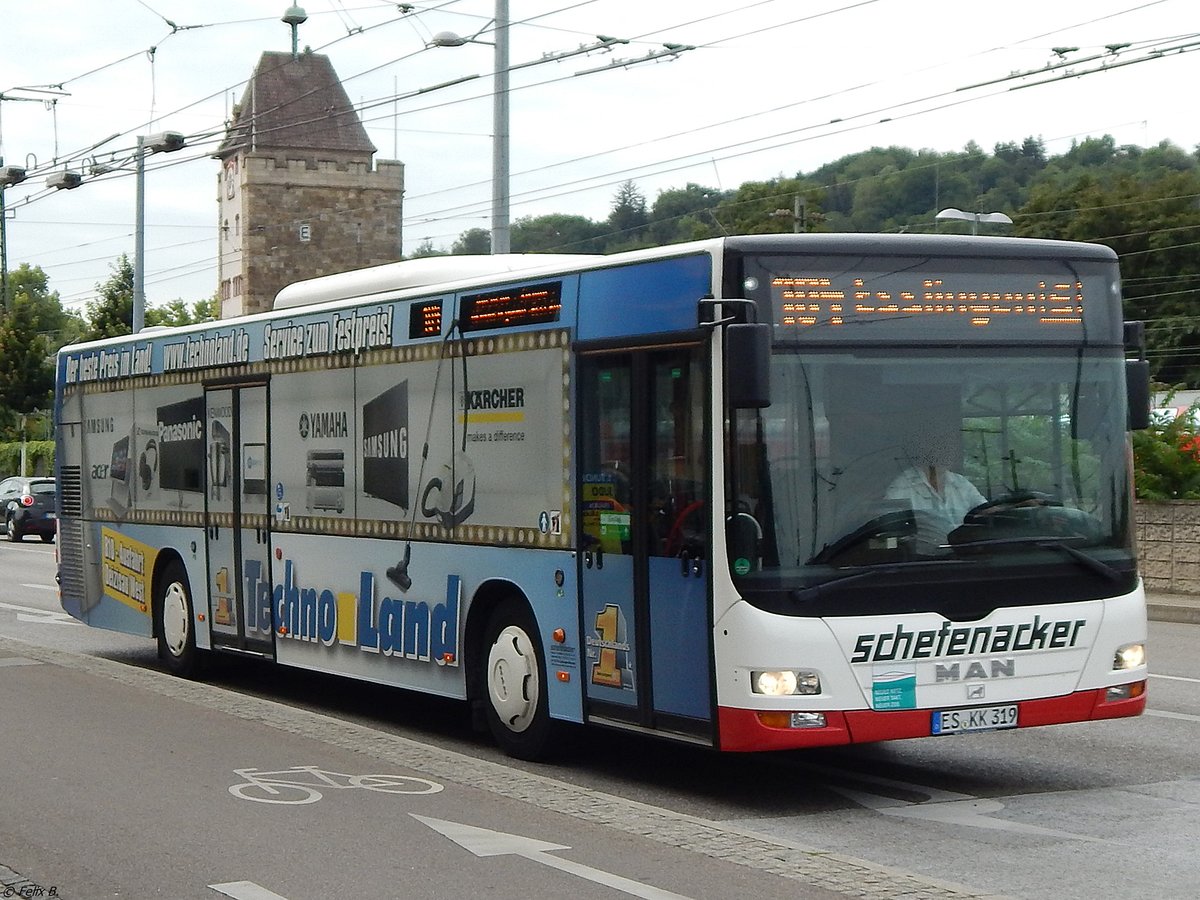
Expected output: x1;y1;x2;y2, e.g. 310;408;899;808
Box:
556;670;571;682
752;669;821;696
756;711;827;729
1105;681;1145;702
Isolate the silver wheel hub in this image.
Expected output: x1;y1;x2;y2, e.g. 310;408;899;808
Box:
161;582;190;657
487;624;539;732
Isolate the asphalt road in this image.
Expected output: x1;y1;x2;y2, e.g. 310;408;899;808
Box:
2;539;1196;900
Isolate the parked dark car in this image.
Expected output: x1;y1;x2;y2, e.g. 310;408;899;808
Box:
0;476;57;543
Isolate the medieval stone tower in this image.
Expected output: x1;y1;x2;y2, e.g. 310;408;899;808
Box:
215;50;405;318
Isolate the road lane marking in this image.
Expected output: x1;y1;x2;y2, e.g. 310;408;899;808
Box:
209;882;291;900
0;600;79;625
414;816;694;900
0;657;41;667
1145;709;1200;723
1150;673;1200;684
20;582;57;592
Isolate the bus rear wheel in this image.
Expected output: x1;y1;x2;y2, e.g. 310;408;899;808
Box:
481;598;555;760
156;560;201;678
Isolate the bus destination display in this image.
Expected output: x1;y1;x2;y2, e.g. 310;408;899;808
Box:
761;263;1106;341
460;281;563;332
409;299;443;339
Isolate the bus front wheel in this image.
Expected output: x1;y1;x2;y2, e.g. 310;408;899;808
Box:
481;598;554;760
156;560;201;678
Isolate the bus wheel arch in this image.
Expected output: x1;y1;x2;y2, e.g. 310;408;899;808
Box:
152;553;202;678
466;583;556;760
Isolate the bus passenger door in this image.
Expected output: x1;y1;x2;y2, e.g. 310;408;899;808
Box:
579;347;713;738
205;384;274;656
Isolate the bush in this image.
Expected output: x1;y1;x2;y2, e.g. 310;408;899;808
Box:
0;440;55;477
1132;400;1200;499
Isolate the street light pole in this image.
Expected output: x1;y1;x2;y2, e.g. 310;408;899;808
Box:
0;162;29;311
133;131;185;333
134;136;147;333
492;0;510;254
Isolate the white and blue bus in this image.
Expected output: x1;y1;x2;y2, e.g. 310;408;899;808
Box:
55;234;1149;758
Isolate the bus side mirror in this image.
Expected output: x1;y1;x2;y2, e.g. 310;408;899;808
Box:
726;323;771;408
1126;359;1150;431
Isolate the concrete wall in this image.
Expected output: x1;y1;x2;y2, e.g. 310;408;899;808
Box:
1136;501;1200;593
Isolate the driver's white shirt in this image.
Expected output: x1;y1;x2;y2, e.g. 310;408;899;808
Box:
885;466;986;534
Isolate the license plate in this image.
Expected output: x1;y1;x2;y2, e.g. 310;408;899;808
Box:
46;512;57;519
931;704;1018;735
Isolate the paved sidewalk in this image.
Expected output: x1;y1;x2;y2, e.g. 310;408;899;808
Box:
1146;590;1200;625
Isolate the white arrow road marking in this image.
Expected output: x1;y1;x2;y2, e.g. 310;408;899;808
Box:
209;881;291;900
413;815;695;900
0;599;79;625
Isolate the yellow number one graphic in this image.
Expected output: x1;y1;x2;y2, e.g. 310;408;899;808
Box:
590;604;624;687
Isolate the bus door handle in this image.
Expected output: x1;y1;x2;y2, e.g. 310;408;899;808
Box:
680;551;703;578
209;524;219;540
584;548;604;570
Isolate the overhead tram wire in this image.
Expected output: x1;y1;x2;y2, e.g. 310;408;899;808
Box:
399;4;1196;225
405;36;1200;234
11;1;457;186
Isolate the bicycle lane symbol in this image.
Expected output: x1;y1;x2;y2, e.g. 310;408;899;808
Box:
228;766;444;805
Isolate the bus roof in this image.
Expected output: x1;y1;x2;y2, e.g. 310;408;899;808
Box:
273;253;602;309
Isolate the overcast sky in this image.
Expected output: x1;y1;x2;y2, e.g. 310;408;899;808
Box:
2;0;1197;314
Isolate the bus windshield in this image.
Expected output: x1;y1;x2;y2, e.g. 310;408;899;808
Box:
731;346;1135;613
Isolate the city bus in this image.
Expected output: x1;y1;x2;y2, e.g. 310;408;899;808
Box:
54;233;1150;759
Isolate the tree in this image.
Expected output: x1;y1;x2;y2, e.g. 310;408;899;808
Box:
5;263;84;347
0;292;55;434
607;180;648;247
511;214;606;253
145;298;209;328
82;255;135;341
407;239;445;259
451;228;491;255
648;183;727;245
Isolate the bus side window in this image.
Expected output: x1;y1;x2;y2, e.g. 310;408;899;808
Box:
651;350;706;558
580;358;634;555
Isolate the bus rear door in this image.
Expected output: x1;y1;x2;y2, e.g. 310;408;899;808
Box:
205;383;274;656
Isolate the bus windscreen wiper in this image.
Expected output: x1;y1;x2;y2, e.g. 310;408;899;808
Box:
792;559;972;603
951;535;1123;582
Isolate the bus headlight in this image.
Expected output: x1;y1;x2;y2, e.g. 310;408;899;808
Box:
751;669;821;696
1113;642;1146;670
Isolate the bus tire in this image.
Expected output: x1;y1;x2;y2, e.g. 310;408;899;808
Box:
156;560;201;678
481;597;555;760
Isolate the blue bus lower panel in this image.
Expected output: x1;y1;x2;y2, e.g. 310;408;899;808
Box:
268;536;585;724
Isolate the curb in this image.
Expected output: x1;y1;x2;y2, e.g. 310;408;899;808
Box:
1147;601;1200;625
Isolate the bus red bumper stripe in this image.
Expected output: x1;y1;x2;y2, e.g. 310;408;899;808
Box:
717;684;1147;752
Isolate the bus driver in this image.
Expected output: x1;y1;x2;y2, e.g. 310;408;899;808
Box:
885;430;985;544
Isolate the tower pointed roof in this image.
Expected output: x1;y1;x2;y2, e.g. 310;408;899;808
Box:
218;50;376;157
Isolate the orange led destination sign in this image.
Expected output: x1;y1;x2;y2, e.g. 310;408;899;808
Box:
774;275;1083;330
460;281;563;332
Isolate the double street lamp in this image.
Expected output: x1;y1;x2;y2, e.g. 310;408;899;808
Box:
935;207;1013;235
